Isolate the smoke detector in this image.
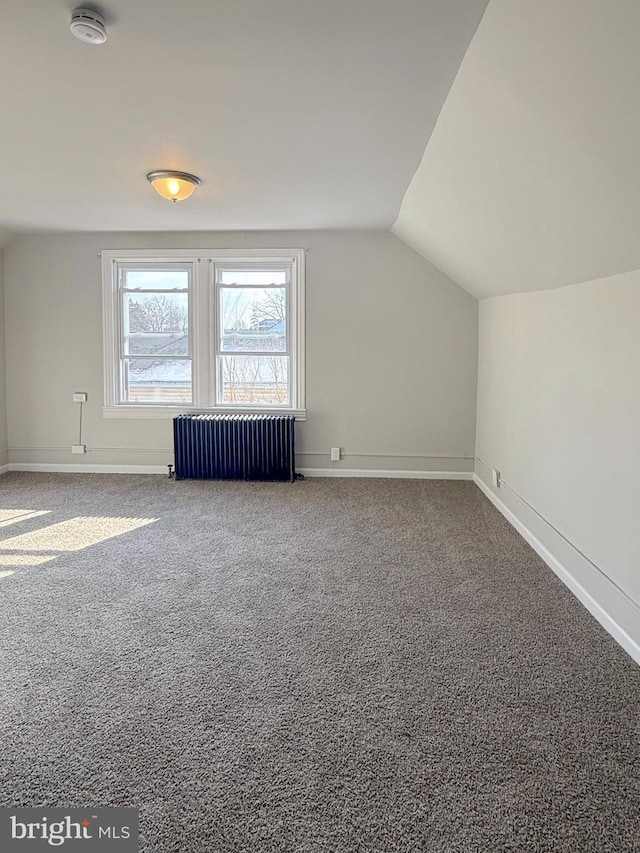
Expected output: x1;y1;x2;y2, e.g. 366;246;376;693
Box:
70;8;107;44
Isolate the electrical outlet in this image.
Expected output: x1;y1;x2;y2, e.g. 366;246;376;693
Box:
71;444;86;454
330;446;341;462
492;468;501;488
72;392;87;403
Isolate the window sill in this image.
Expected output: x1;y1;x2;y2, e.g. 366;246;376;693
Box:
102;405;307;421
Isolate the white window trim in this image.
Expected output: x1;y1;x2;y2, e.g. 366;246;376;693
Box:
101;248;306;420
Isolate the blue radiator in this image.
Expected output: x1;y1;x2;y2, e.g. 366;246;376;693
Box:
173;414;296;482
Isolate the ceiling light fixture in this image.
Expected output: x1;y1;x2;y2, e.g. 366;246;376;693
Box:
70;8;108;44
146;171;202;202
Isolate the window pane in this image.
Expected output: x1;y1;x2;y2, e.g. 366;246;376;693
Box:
124;293;188;356
123;358;192;404
220;287;286;352
218;269;288;286
123;269;189;290
219;355;289;405
125;333;188;357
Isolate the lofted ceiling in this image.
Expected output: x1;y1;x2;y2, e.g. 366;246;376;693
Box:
393;0;640;298
0;0;487;241
6;1;631;301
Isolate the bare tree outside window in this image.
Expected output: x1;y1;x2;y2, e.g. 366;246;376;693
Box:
251;290;285;332
221;355;288;404
129;294;188;333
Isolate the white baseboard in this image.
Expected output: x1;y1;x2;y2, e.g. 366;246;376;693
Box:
300;468;473;480
473;473;640;667
0;464;9;475
6;463;472;480
8;463;168;475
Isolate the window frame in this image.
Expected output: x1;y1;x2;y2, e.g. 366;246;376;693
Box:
214;262;292;408
102;248;306;419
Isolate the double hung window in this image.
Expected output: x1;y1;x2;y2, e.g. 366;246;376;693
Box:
102;249;305;418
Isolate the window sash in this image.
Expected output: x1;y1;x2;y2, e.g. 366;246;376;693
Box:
117;262;193;404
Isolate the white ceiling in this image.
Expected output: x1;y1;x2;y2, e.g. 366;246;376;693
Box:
0;0;487;242
393;0;640;298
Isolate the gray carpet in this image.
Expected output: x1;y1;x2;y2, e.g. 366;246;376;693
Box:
0;473;639;852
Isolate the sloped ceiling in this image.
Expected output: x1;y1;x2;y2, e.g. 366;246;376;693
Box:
0;0;487;241
393;0;640;298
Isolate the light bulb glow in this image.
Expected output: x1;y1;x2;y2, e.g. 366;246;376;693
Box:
146;171;201;202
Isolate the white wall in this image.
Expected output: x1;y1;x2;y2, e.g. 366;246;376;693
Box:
0;249;7;468
475;271;640;653
393;0;640;299
4;231;478;475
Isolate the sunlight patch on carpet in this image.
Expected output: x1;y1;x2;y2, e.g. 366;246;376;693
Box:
0;516;158;552
0;509;51;529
